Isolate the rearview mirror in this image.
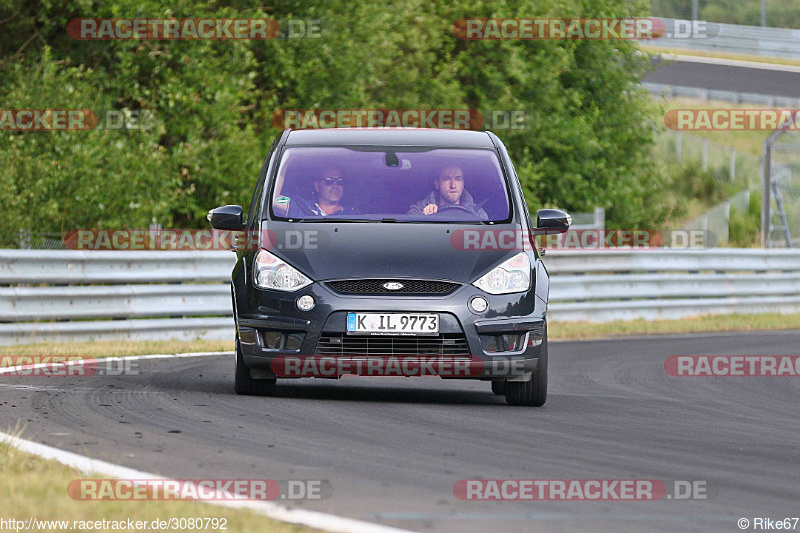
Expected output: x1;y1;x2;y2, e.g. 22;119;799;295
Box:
536;209;571;234
207;205;245;231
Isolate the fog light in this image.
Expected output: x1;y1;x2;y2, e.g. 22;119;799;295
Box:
470;296;488;313
297;295;315;311
262;330;284;349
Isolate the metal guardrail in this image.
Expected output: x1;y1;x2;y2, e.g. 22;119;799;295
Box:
0;251;236;345
2;249;800;344
545;249;800;321
640;18;800;59
644;82;800;108
0;250;234;284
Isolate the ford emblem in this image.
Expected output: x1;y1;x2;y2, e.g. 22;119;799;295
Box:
383;282;404;291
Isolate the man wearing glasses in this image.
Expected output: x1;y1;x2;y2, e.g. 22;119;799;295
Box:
274;167;358;217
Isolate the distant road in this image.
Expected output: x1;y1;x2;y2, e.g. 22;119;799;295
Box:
645;55;800;98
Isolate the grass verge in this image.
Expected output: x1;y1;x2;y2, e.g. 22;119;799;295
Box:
0;432;312;533
642;44;800;67
550;312;800;341
654;97;770;157
0;315;799;357
0;339;234;358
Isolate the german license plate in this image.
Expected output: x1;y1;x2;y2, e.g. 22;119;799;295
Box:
347;313;439;336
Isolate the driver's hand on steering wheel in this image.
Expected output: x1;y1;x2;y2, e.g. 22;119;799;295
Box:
423;203;438;215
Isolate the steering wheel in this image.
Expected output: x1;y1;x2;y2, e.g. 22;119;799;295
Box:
435;204;477;214
429;203;482;220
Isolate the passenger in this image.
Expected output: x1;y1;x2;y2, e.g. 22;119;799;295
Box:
273;167;359;217
408;165;488;220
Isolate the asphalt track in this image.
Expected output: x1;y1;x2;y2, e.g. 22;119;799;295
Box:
2;331;799;533
645;57;800;98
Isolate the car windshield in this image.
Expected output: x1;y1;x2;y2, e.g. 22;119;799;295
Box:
269;146;511;222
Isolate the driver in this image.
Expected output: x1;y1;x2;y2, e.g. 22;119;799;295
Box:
407;165;488;220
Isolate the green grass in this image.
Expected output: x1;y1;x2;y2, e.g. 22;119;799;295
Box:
550;312;800;341
642;44;800;68
0;339;233;359
1;315;799;360
0;430;314;533
649;97;773;240
654;97;771;158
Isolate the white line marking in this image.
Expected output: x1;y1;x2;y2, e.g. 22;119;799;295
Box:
659;52;800;73
0;351;231;375
0;431;418;533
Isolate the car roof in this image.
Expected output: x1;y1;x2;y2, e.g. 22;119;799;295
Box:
284;128;496;148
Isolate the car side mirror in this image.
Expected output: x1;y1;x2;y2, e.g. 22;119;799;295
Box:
207;205;245;231
536;209;571;234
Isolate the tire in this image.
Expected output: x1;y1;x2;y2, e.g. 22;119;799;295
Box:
234;338;276;396
504;324;548;406
491;379;505;395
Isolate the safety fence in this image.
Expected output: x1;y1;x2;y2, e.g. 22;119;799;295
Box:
639;18;800;60
1;249;799;344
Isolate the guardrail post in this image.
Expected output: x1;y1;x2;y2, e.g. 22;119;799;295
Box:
18;229;31;249
762;138;773;248
593;207;605;231
702;139;708;171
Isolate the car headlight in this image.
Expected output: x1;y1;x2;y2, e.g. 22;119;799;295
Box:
253;250;313;291
472;252;531;294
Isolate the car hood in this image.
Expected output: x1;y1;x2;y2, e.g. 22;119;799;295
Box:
261;221;521;283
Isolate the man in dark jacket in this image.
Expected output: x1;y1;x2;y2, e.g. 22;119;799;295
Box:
407;165;488;220
273;167;359;218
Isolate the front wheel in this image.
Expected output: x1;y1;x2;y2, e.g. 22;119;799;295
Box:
491;379;505;395
504;324;548;406
234;338;276;396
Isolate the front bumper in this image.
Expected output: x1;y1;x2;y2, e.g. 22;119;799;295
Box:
237;280;547;380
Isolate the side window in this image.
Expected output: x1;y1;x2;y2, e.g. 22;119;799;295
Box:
246;135;281;228
246;160;268;229
505;154;533;229
504;152;541;255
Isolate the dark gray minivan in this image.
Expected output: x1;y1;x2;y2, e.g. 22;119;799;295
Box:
208;128;569;406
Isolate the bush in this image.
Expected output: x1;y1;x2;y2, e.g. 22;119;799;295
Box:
1;0;668;246
728;191;761;247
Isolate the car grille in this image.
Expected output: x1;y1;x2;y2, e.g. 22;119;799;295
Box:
326;279;460;295
315;333;470;357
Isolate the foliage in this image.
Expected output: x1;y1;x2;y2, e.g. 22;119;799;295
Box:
1;0;667;246
728;190;761;247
